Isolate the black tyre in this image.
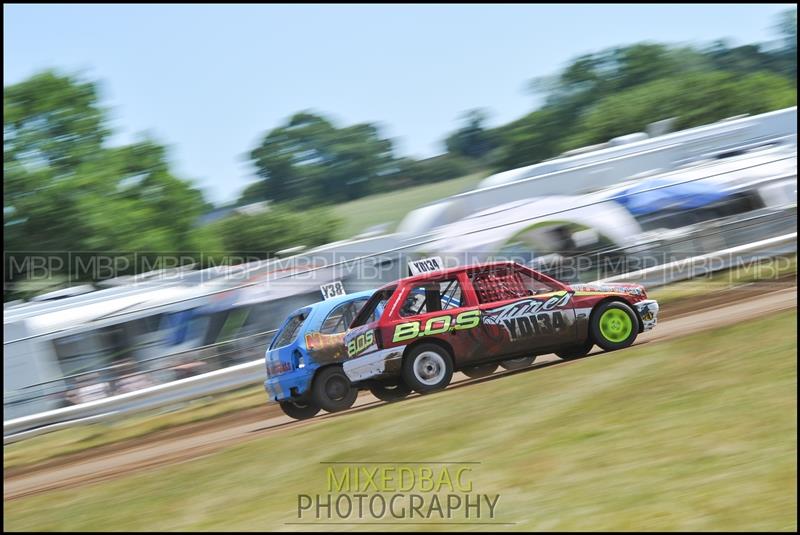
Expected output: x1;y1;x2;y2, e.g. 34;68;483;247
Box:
311;366;358;413
278;399;320;420
556;338;595;360
499;356;536;370
590;301;639;351
402;344;454;394
461;363;499;379
369;380;412;402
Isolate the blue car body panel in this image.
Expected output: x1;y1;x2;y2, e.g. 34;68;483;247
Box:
264;289;375;402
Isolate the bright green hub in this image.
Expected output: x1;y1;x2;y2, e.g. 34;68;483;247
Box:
599;308;633;342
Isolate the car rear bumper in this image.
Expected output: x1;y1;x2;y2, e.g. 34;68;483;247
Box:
264;369;314;402
635;299;659;331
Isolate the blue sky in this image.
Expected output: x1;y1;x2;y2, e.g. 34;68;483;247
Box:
4;4;794;204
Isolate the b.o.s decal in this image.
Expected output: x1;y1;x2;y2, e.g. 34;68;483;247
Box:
392;310;481;343
347;331;374;357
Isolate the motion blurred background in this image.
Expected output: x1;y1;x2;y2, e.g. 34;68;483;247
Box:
3;4;797;531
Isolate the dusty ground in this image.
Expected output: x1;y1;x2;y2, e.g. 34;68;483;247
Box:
4;284;796;500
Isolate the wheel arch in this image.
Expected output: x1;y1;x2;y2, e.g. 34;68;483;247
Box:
402;337;455;363
309;362;344;387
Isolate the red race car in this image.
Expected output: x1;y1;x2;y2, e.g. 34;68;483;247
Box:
343;261;658;394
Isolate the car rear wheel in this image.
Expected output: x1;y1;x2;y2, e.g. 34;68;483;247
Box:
461;363;499;379
311;366;358;412
369;380;412;402
278;400;320;420
499;356;536;370
556;338;594;360
402;344;454;394
590;301;639;351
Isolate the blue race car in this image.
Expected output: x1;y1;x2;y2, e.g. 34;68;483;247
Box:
265;289;409;419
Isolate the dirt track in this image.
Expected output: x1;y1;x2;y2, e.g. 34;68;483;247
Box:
4;285;796;500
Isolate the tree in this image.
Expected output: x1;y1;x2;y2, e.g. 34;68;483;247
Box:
395;154;477;186
445;109;497;159
248;112;398;205
772;9;797;80
495;34;796;172
493;43;702;170
488;107;565;170
704;41;776;76
4;71;210;288
562;71;797;150
530;43;690;114
776;9;797;54
211;206;341;259
4;71;108;177
614;43;686;91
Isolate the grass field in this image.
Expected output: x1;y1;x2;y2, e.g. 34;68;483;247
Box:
5;311;796;531
331;172;488;239
3;384;266;471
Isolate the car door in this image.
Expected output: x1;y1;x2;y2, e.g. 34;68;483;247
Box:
389;273;482;366
469;265;577;356
306;299;370;364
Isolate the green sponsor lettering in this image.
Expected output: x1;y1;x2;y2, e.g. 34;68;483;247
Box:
393;322;419;343
423;315;451;335
454;310;481;330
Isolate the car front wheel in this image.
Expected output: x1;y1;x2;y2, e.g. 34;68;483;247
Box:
590;301;639;351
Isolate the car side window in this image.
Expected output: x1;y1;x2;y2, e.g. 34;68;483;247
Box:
355;298;382;324
470;267;557;304
271;313;307;348
515;267;560;294
320;301;359;335
399;278;462;317
439;279;462;310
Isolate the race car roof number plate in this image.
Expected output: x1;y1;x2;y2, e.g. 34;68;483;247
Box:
321;281;346;300
408;256;445;276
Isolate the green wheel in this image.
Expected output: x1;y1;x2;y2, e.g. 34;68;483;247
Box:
599;308;633;342
590;301;638;351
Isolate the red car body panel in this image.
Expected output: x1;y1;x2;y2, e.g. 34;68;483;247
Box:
342;262;658;383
